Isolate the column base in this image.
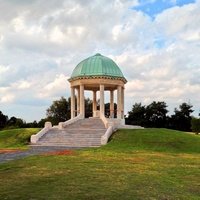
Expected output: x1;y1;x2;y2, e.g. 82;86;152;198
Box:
79;113;85;119
93;111;100;117
120;119;125;125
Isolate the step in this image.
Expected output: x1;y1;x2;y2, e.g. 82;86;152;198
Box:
35;143;100;145
38;138;101;142
36;142;101;145
40;138;102;141
40;134;104;138
34;118;106;147
34;144;101;147
37;141;101;144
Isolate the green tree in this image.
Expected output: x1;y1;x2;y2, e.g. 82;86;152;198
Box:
145;101;168;128
15;118;25;128
170;103;193;131
85;98;93;118
7;116;17;126
126;103;146;126
191;117;200;134
38;118;48;128
46;97;71;125
7;116;25;128
0;111;8;129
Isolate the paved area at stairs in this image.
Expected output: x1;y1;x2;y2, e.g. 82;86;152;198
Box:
0;146;80;163
35;118;106;147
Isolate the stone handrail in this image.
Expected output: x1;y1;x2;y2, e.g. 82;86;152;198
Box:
101;126;114;145
31;115;83;143
100;114;119;145
59;114;83;129
100;114;109;128
31;122;52;143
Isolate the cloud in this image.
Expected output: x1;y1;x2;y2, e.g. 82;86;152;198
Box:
0;65;10;75
0;94;15;103
0;0;199;121
11;80;31;89
155;2;200;41
38;74;69;98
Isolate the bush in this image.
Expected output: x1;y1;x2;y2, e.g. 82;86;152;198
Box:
191;118;200;134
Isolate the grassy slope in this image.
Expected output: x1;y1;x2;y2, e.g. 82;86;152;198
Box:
105;128;200;153
0;128;40;149
0;128;199;200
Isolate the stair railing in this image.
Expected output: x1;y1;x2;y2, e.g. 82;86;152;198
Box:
100;114;118;145
31;122;52;144
59;114;83;129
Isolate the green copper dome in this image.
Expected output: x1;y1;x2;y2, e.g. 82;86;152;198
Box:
70;53;126;82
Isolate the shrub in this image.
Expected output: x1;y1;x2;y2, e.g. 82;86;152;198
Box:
191;118;200;134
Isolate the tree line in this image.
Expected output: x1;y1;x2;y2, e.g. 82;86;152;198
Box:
126;101;196;132
0;97;200;133
0;111;41;129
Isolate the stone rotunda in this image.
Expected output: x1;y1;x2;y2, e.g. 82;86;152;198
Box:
68;53;127;125
31;53;142;147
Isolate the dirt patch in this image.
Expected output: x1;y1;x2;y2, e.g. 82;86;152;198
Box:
44;150;74;156
0;149;22;154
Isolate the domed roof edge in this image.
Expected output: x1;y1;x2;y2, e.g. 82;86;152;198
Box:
70;53;127;82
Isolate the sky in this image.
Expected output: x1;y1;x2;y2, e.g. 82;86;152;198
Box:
0;0;200;122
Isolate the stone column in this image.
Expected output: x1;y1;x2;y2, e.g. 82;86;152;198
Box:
80;84;85;118
117;85;122;119
110;90;114;118
71;86;75;119
121;87;124;119
77;87;80;115
93;90;97;117
100;84;105;117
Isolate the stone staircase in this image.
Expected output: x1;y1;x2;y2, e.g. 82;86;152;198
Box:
34;118;106;147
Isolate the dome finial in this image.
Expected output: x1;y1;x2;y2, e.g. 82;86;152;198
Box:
95;53;101;56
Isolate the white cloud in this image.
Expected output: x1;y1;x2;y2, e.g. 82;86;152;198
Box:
0;0;199;121
12;16;25;32
0;87;9;93
49;26;66;44
38;74;69;98
155;2;200;42
126;80;144;92
0;65;10;75
0;94;15;103
11;80;31;89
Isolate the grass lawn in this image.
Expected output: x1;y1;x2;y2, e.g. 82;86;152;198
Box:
0;128;199;200
0;128;40;149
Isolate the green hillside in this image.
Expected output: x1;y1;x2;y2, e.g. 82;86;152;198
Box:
0;128;199;200
0;128;40;149
103;128;200;153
